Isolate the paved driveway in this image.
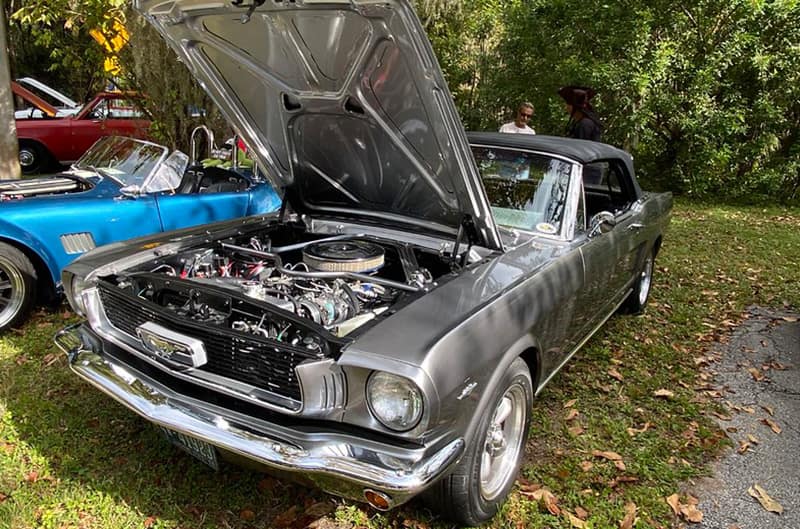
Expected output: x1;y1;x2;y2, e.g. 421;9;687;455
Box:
694;307;798;529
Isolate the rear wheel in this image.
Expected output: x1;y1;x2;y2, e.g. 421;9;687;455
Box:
0;242;37;331
425;357;532;525
620;249;655;314
18;141;51;175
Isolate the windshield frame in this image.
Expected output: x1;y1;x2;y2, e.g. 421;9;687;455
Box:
470;143;583;242
74;136;169;190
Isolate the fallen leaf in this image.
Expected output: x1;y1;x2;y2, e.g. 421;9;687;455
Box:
653;389;674;399
614;460;627;471
780;316;798;322
608;368;624;382
271;506;298;528
666;494;681;515
565;409;579;421
760;418;782;434
257;477;277;492
568;424;584;436
747;368;765;381
566;511;586;528
524;488;561;516
239;509;256;521
579;461;594;472
712;411;732;421
517;479;541;496
747;434;760;445
143;516;157;528
592;450;623;461
24;471;38;483
620;502;637;529
575;506;589;520
761;405;775;416
737;441;751;454
0;492;7;503
748;484;783;513
608;475;639;488
564;399;578;408
627;422;651;436
680;503;704;523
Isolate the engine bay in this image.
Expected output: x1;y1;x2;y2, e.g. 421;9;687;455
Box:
99;225;454;353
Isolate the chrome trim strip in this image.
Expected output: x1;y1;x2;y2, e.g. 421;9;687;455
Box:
55;324;464;501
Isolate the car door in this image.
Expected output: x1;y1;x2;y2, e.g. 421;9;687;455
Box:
68;97;109;161
102;96;150;140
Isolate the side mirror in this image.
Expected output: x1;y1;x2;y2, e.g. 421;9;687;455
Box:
589;211;616;237
119;185;141;199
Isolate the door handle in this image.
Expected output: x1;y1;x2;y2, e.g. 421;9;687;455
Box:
627;223;644;232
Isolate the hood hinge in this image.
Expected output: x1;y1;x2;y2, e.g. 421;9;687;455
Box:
451;214;478;269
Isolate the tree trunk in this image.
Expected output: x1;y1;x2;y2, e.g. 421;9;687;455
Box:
0;8;20;180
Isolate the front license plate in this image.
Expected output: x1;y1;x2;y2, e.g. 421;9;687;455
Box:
158;426;219;470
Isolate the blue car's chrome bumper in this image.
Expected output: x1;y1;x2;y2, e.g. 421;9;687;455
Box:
55;323;464;508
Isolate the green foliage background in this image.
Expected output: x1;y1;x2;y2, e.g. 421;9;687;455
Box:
6;0;800;201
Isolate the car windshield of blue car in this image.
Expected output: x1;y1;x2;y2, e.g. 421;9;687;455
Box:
75;136;167;188
472;146;573;236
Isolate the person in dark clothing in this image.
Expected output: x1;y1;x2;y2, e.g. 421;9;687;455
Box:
558;86;603;141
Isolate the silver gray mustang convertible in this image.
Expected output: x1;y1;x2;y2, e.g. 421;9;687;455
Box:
55;0;671;524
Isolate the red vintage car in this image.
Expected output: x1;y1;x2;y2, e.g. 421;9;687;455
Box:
13;83;150;174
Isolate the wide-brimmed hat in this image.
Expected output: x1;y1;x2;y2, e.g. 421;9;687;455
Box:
558;85;596;109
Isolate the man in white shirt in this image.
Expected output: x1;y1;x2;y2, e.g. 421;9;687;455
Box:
499;102;536;134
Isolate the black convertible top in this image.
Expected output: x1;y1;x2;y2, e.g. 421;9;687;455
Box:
467;132;628;165
467;132;641;198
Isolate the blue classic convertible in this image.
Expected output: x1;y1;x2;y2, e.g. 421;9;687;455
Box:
0;135;280;330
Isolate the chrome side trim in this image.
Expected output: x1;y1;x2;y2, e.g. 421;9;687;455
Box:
55;324;464;503
534;292;629;395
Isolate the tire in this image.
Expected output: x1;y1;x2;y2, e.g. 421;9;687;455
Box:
620;249;655;314
425;357;533;525
18;141;51;175
0;242;37;331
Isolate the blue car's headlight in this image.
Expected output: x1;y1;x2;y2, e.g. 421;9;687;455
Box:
366;372;423;432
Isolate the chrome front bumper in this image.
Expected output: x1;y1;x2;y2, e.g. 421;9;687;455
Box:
55;323;464;507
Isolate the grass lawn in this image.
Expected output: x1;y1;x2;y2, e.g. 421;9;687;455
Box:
1;200;798;529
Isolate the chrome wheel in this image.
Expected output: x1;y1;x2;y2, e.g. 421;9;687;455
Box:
18;148;35;168
0;257;26;329
480;383;527;501
638;255;653;307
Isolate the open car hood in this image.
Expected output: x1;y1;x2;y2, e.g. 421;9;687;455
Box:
134;0;502;250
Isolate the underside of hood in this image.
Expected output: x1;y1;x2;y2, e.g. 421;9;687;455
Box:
134;0;502;250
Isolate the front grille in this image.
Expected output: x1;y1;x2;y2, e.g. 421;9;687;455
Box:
98;283;313;402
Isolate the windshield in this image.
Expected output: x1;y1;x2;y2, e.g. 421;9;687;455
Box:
472;146;574;236
75;136;168;188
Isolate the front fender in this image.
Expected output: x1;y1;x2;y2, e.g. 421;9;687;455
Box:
0;218;61;286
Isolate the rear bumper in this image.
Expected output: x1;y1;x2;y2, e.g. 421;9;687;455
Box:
55;323;463;507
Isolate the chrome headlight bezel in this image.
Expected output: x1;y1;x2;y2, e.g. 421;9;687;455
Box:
66;274;92;317
366;371;424;432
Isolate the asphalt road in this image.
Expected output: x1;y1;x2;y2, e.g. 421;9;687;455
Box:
693;307;799;529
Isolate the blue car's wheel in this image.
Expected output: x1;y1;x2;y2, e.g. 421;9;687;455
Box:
0;242;37;331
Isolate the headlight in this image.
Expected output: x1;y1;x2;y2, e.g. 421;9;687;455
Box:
67;275;91;316
366;372;423;432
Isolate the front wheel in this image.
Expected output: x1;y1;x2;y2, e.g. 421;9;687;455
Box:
0;242;37;331
425;357;532;525
620;249;655;314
